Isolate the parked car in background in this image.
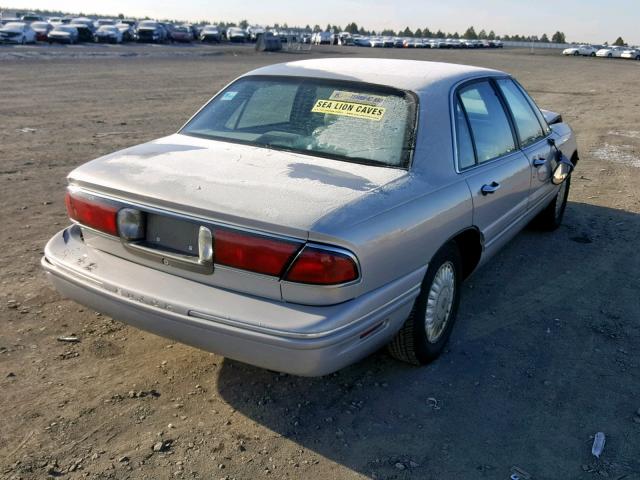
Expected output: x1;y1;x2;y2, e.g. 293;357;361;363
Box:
200;25;221;43
30;21;52;41
0;17;21;26
596;46;626;58
115;22;135;42
71;17;95;32
0;22;36;44
136;21;168;43
94;25;123;43
43;58;577;376
21;13;43;23
620;48;640;60
69;23;94;43
226;27;247;42
161;23;175;39
186;24;200;40
47;25;78;44
369;36;384;47
312;31;333;45
247;25;265;41
94;18;116;29
170;25;193;42
562;45;597;56
353;35;370;47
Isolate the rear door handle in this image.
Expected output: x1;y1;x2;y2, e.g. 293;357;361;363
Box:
481;182;500;195
532;157;546;167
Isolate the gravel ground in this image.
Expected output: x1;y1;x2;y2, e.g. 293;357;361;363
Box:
1;44;639;480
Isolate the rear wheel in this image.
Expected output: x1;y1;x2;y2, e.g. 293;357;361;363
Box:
532;177;571;231
573;51;579;56
388;243;462;365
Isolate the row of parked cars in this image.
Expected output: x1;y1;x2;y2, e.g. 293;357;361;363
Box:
310;31;503;48
0;14;262;45
562;44;640;60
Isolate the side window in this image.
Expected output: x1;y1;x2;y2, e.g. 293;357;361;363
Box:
455;99;476;169
458;81;516;163
236;83;298;129
512;80;551;135
496;79;545;147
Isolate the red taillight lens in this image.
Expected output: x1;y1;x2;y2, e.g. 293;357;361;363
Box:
284;247;359;285
214;228;301;277
65;191;119;236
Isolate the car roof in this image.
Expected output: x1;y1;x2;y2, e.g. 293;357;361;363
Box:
244;58;504;93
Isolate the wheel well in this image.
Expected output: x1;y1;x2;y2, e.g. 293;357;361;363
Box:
451;229;482;279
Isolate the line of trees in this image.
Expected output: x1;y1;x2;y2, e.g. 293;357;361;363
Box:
341;23;570;43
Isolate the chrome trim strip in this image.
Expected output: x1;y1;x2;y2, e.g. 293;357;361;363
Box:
189;284;419;339
43;251;419;340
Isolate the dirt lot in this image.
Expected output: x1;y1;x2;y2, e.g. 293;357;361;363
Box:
1;44;639;480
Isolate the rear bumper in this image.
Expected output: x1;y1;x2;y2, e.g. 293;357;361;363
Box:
42;226;421;376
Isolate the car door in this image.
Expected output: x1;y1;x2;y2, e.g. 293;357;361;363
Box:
496;78;556;211
454;79;531;249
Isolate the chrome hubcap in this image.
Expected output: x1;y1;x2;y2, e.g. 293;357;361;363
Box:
425;261;455;343
555;181;567;219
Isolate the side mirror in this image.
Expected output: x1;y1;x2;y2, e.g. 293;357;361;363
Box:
551;149;574;185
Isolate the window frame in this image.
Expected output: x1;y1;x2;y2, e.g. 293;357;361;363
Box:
179;75;420;170
451;75;552;173
451;76;520;171
495;78;549;149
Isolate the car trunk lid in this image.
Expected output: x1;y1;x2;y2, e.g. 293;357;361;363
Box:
67;133;407;238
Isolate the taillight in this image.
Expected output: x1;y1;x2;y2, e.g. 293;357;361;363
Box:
214;228;301;277
65;190;119;236
284;247;359;285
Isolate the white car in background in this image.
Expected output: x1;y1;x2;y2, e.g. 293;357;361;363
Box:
596;46;626;58
0;22;36;44
226;27;247;42
312;31;333;45
562;45;597;56
620;48;640;60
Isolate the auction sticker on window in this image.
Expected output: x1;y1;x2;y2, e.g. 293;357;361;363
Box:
329;90;386;106
311;99;386;121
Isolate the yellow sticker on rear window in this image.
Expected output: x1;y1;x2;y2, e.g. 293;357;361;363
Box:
311;100;386;121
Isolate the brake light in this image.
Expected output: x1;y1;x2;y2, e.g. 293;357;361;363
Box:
65;190;119;236
284;247;359;285
214;228;301;277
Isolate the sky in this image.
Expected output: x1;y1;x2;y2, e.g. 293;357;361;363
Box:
2;0;638;44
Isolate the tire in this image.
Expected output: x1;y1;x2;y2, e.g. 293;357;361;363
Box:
608;53;612;58
573;51;579;56
532;176;571;231
388;242;462;365
590;52;596;57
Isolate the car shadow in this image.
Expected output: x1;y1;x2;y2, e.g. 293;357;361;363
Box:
215;201;640;479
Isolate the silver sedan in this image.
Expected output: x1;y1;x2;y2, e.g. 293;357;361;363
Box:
42;59;578;376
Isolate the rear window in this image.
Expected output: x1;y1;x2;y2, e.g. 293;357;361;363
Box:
181;76;417;168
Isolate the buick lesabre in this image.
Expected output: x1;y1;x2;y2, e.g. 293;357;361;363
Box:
42;59;577;375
